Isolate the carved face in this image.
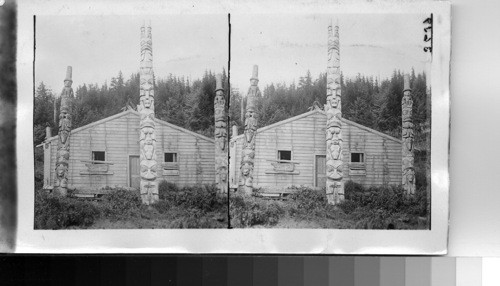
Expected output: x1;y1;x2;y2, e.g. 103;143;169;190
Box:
141;127;155;143
404;169;415;183
402;157;414;170
56;164;67;177
241;162;252;176
141;95;154;109
58;149;69;161
327;160;343;180
215;120;227;129
140;161;157;180
140;180;157;195
215;127;227;137
328;96;340;108
64;80;72;88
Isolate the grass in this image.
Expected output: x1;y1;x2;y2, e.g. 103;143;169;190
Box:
34;181;428;230
34;182;228;230
229;182;429;229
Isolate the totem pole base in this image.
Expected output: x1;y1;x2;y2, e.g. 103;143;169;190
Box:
243;186;253;196
53;187;67;197
141;194;159;205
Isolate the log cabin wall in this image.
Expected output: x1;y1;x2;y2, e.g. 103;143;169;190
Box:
45;110;215;191
230;110;402;189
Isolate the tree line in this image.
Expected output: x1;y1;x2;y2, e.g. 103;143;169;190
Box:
229;69;429;143
33;70;228;146
34;68;428;147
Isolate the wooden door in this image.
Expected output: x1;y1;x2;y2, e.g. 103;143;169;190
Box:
315;155;326;188
129;155;140;189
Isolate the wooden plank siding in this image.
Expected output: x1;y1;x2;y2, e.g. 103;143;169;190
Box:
230;110;402;189
44;110;215;191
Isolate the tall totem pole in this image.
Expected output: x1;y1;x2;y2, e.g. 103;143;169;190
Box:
402;75;416;195
138;24;159;205
240;65;260;196
214;74;228;195
54;66;73;196
325;22;344;205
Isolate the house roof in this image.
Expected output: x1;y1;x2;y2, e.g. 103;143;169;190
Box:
231;109;402;144
40;109;215;145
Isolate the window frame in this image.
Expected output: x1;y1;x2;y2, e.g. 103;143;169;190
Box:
92;151;106;162
277;150;292;161
350;152;365;163
164;152;178;163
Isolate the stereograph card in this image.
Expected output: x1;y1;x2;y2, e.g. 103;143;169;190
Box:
14;0;450;254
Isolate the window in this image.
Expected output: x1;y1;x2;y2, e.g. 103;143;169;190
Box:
278;150;292;161
92;151;105;161
164;152;178;163
351;152;364;163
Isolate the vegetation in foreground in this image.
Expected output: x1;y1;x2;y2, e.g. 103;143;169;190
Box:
230;181;428;229
34;181;227;229
35;180;428;230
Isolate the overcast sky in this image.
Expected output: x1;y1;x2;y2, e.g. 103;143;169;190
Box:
231;13;431;92
36;13;430;96
35;15;228;94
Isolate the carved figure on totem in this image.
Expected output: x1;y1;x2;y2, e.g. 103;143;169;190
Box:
240;65;260;195
403;168;416;194
54;66;73;196
401;74;416;195
138;23;158;205
214;74;228;195
402;121;414;152
325;21;344;205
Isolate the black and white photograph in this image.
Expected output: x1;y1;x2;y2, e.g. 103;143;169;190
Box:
229;14;432;229
17;0;450;254
33;15;230;229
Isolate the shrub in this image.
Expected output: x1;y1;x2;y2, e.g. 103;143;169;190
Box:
34;190;100;229
100;188;142;219
288;186;328;217
230;194;284;227
158;180;181;200
338;181;428;217
159;183;226;213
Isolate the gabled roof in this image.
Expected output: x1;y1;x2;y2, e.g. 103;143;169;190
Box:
42;109;215;144
231;109;402;144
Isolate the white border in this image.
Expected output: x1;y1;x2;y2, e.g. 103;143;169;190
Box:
16;0;450;254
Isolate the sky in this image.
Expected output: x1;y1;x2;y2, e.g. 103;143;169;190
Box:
36;13;430;96
35;15;229;94
231;13;431;92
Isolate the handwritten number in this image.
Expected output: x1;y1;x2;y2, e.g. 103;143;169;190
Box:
423;14;433;53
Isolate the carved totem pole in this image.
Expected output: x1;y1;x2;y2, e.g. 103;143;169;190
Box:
240;65;260;195
214;74;228;195
138;24;159;205
54;66;73;196
402;75;416;195
325;22;344;205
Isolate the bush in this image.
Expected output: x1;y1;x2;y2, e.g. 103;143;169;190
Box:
158;180;181;200
34;190;100;229
100;188;142;219
338;181;428;217
158;183;226;213
288;186;328;217
230;194;284;227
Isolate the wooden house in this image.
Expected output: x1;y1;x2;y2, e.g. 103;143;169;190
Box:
229;109;402;191
38;109;215;192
